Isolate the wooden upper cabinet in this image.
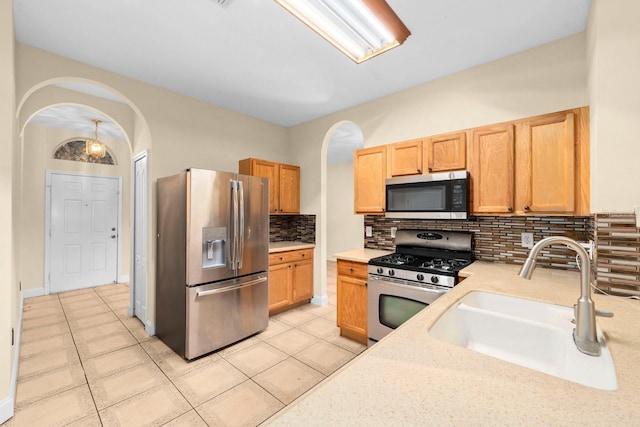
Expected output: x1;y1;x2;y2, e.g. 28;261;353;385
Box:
278;164;300;214
470;125;515;214
516;112;575;214
424;132;467;173
470;108;589;216
354;146;387;214
388;139;423;176
239;158;300;214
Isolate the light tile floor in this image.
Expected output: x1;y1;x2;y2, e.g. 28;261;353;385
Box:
5;261;363;427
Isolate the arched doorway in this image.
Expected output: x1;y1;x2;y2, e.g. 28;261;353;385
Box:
16;79;153;331
318;121;364;304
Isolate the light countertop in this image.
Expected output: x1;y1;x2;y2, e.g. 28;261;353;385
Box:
267;261;640;425
332;248;393;263
269;241;315;253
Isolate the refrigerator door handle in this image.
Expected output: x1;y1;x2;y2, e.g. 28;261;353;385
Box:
232;180;239;272
196;276;267;297
238;180;245;269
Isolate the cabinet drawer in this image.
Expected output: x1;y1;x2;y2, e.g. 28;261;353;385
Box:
269;248;313;265
337;260;368;279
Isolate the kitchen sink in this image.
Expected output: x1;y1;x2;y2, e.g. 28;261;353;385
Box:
429;291;617;390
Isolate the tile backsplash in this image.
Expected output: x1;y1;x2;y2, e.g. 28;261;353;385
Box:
270;215;316;244
365;215;593;271
594;213;640;296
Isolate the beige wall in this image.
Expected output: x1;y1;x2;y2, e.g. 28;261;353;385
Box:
15;44;290;327
0;0;18;418
327;161;363;260
20;125;132;291
290;33;589;290
587;0;640;213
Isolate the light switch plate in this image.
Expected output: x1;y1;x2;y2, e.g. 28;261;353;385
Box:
390;227;397;238
365;226;373;237
521;233;534;249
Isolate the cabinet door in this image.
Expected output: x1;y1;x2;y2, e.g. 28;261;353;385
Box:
354;146;387;214
251;159;280;214
278;164;300;214
337;275;368;343
519;112;575;214
424;132;466;173
388;139;423;176
292;259;313;303
470;125;515;214
268;263;292;313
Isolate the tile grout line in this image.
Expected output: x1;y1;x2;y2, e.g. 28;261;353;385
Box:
58;288;105;426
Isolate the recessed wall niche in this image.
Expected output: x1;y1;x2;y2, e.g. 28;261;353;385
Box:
53;140;115;165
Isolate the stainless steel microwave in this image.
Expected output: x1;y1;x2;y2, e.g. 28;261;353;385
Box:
385;171;469;219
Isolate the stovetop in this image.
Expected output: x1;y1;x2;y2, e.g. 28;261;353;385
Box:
369;253;473;276
367;229;474;280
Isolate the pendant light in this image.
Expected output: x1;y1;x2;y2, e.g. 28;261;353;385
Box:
85;119;107;159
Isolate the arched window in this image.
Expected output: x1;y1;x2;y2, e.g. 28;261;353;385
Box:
53;140;115;165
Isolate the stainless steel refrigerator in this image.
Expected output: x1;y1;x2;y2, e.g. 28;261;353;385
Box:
156;169;269;359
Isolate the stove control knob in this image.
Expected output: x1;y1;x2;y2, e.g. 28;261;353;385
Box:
417;274;424;281
376;267;383;275
388;269;395;277
431;276;439;284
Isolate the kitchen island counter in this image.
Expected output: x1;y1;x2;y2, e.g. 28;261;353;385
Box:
267;261;640;425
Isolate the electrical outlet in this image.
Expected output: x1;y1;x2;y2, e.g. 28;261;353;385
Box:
365;226;373;237
521;233;534;249
390;227;397;238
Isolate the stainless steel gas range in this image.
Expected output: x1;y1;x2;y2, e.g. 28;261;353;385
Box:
367;229;474;344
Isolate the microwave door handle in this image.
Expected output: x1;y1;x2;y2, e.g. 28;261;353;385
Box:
238;180;244;270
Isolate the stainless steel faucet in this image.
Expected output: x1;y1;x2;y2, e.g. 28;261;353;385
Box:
519;236;609;357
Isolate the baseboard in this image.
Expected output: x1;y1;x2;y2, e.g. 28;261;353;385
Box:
118;275;130;283
1;294;25;424
0;395;14;425
311;295;329;306
145;320;155;336
22;287;45;299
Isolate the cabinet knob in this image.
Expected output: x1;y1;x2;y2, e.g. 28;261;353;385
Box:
428;167;433;173
524;205;530;211
508;206;513;212
280;257;283;261
349;267;354;272
302;253;305;257
417;168;421;173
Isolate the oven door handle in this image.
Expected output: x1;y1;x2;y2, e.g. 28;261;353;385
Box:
368;276;450;295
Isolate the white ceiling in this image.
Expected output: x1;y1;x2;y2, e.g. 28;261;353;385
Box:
13;0;592;129
28;105;127;141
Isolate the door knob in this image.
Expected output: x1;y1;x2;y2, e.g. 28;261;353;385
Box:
111;235;116;239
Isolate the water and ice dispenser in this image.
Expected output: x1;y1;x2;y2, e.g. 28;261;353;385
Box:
202;227;226;268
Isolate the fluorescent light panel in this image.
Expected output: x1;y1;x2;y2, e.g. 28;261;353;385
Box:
275;0;410;63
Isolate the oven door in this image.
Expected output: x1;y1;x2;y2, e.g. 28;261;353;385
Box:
367;275;448;343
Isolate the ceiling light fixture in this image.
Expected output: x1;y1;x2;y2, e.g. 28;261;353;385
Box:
274;0;410;64
85;119;107;159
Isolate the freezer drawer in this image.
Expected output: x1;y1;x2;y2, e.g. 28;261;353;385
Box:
185;273;268;359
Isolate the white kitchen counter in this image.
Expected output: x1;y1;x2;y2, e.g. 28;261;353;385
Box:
266;261;640;425
332;248;393;263
269;241;315;253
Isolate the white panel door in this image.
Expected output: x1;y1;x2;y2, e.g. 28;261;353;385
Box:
50;173;119;293
133;154;148;323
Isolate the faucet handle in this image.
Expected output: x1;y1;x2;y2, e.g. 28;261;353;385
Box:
595;309;614;318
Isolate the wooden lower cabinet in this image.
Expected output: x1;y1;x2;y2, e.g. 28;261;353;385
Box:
268;248;314;315
336;260;368;345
